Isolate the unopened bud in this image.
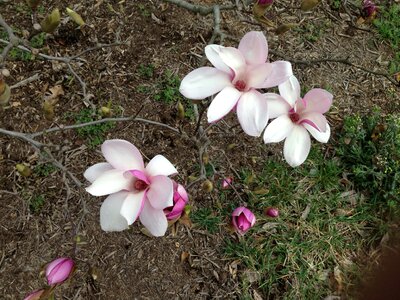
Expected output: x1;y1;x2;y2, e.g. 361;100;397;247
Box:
100;106;112;117
202;179;213;192
16;164;32;177
0;83;11;106
300;0;320;11
227;143;237;150
66;8;86;26
41;9;61;33
202;152;209;165
177;101;185;120
43;100;55;121
1;69;10;77
265;207;279;218
275;23;297;35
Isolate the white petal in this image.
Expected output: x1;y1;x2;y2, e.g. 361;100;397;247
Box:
179;67;231;100
84;162;113;183
262;61;293;89
278;75;300;107
120;191;146;225
146;155;177;177
304;123;331;143
147;175;173;209
205;45;232;74
236;90;269;137
86;169;133;196
100;191;130;232
139;201;168;237
263;115;294;143
102;140;144;171
238;31;268;65
218;47;246;80
246;63;273;89
283;126;311;167
207;86;241;123
264;93;291;119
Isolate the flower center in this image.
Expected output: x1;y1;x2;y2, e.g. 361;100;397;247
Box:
289;112;300;123
134;179;148;191
234;80;246;92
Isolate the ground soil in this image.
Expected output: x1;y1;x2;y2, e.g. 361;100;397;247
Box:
0;0;399;299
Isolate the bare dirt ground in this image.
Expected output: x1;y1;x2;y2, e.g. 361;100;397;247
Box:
0;0;399;299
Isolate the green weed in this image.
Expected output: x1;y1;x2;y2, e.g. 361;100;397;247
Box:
191;207;222;233
30;32;46;48
29;195;45;213
34;163;58;177
137;3;151;17
137;63;154;79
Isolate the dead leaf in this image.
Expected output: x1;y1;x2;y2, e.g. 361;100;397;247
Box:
301;204;311;220
181;251;189;262
333;266;343;292
140;227;154;237
178;214;193;228
252;289;264;300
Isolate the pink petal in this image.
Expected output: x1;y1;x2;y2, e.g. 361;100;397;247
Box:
176;184;189;203
84;162;113;183
246;63;273;89
304;122;331;143
232;206;246;217
147;175;173;209
24;289;45;300
101;139;144;171
238;31;268;65
263;115;294;143
300;112;327;132
236;90;269;137
302;88;333;114
146;155;177;177
283;125;311;167
165;198;187;220
261;61;293;89
120;190;146;225
179;67;231;100
139;200;168;237
218;47;246;81
278;75;300;107
264;93;291;119
207;86;241;123
86;169;133;196
100;191;131;231
46;257;74;285
130;170;150;184
205;44;232;74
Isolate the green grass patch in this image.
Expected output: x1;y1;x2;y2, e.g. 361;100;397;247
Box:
34;163;58;177
29;194;45;213
191;207;223;234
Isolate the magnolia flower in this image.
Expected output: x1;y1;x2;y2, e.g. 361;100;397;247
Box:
46;257;74;286
84;139;178;236
222;177;233;189
24;289;45;300
232;207;256;234
179;31;292;136
164;181;188;221
263;76;333;167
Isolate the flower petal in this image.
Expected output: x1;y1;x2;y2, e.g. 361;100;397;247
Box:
146;155;177;177
264;93;291;119
278;75;300;107
205;45;232;74
237;90;269;137
147;175;173;209
179;67;231;100
207;86;242;123
262;61;293;89
139;200;168;237
100;191;130;231
120;190;146;225
102;139;144;171
86;169;133;196
218;47;246;80
238;31;268;65
283;125;311;167
300;112;327;132
84;162;113;183
263;115;294;143
304;122;331;143
246;63;273;89
302;88;333;114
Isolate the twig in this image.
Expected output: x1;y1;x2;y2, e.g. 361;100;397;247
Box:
10;73;40;89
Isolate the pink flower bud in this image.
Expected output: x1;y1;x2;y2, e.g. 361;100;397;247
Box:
24;289;45;300
362;0;378;17
257;0;274;4
164;181;189;220
232;207;256;235
265;207;279;218
45;257;74;286
222;177;233;189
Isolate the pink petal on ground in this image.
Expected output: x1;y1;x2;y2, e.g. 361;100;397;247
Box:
100;191;131;231
205;44;232;74
146;155;177;177
83;162;113;183
147;175;173;209
207;86;242;123
218;47;247;81
300;112;327;132
102;139;144;171
263;115;294;143
261;61;293;89
139;201;168;237
24;289;45;300
238;31;268;65
264;93;291;119
246;63;273;89
278;75;300;107
179;67;231;100
283;125;311;167
302;88;333;114
236;90;269;137
120;190;146;225
86;169;133;196
304;122;331;143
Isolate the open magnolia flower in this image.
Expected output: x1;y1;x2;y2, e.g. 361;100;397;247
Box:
84;139;178;236
263;75;333;167
179;31;292;137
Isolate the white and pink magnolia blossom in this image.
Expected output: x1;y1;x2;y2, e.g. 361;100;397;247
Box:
232;207;256;235
263;75;333;167
179;31;293;137
84;139;178;236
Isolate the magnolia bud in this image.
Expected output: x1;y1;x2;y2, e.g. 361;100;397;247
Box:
43;100;55;121
41;9;61;33
66;8;85;26
23;289;45;300
222;177;232;189
202;152;209;165
16;164;32;177
275;23;297;35
100;106;112;117
45;257;75;285
177;101;185;120
301;0;320;11
232;207;256;235
265;207;279;218
0;83;11;106
202;179;213;192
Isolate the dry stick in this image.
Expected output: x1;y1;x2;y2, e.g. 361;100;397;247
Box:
0;14;19;66
10;73;40;89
